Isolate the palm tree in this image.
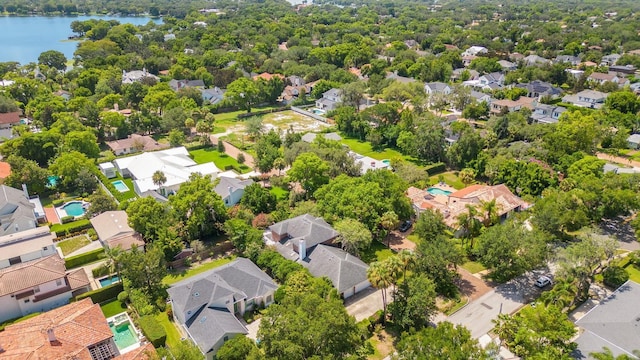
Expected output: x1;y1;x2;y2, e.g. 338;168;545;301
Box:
380;211;399;245
384;255;403;298
396;250;415;282
367;261;393;324
104;246;123;279
456;204;481;249
480;199;501;227
152;170;167;189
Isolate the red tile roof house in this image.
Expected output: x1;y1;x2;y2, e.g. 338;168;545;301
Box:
0;298;157;360
106;134;169;156
0;254;90;323
0;111;20;130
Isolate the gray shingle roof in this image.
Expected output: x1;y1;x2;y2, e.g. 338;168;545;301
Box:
185;307;247;354
304;245;369;294
214;177;253;199
269;214;339;250
574;281;640;359
0;185;37;236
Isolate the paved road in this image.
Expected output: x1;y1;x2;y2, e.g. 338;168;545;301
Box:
447;269;547;339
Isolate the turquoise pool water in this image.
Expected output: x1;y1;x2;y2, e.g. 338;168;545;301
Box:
112;180;129;192
427;187;452;196
99;275;120;287
47;175;59;187
62;201;86;217
312;108;325;115
110;321;138;350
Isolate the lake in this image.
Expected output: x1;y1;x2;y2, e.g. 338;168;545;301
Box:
0;15;159;65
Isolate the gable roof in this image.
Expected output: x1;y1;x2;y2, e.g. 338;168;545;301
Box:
214;176;253;200
304;244;369;294
106;134;168;153
269;214;339;250
425;82;450;92
90;211;135;242
0;111;20;125
185;307;247;354
574;281;640;359
589;72;617;81
0;184;37;236
0;298;114;360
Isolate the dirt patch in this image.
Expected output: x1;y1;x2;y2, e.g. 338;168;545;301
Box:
457;267;494;301
370;330;395;360
386;230;416;251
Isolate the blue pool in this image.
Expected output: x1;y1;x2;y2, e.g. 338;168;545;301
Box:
47;175;59;188
427;187;452;196
99;275;121;287
109;320;138;350
61;201;87;217
112;180;129;193
311;108;325;115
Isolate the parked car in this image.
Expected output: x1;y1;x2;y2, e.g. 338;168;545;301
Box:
534;276;552;288
399;220;412;232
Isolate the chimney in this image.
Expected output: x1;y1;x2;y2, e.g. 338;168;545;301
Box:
298;239;306;260
228;186;234;197
47;328;57;343
371;161;376;168
21;184;29;199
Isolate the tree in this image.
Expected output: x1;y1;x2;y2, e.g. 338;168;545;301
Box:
333;218;372;256
38;50;67;71
255;130;282;173
416;236;462;297
217;139;225;152
288;152;330;197
159;340;206;360
223;218;263;255
169;173;228;240
389;273;437;331
380;210;400;242
0;95;19;113
340;81;367;110
459;168;476;186
119;245;167;297
393;322;488;360
64;130;100;158
367;261;394;324
237;153;246;164
413;209;448;241
49;151;94;189
605;90;640;114
455;204;482;249
226;77;259;112
4;155;49;195
245;117;264;140
493;305;577;358
217;335;261;360
258;292;362;359
590;347;640;360
126;197;168;241
86;190;117;217
152;170;167;191
447;129;486;169
240;183;277;214
168;129;185;147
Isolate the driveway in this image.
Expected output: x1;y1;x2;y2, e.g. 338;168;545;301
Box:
244;318;261;341
345;287;384;322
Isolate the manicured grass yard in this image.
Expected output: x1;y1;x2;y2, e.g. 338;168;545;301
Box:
100;299;127;318
57;235;91;255
619;257;640;283
109;173;138;201
163;256;237;285
360;241;395;264
429;171;466;190
270;186;289;200
461;260;486;274
340;137;406;161
155;311;182;348
190;148;251;173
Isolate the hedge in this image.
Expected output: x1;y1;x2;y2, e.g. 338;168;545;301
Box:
425;162;446;176
64;248;106;268
75;282;124;304
138;315;167;348
237;106;290;119
95;171;127;202
52;219;93;237
61;215;75;224
92;264;111;278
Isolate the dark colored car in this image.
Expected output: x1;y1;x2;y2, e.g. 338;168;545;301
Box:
399;220;412;232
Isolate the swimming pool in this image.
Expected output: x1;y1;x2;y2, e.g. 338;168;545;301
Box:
99;275;120;287
112;180;129;193
47;175;59;188
311;108;326;115
427;187;452;196
109;320;138;350
61;201;87;217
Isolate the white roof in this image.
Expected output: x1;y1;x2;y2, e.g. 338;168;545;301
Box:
350;152;390;174
99;162;115;170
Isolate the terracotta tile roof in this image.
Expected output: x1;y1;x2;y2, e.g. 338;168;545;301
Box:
106;134;168;152
0;112;20;125
449;184;484;198
0;298;114;360
116;342;157;359
252;72;284;81
107;233;145;251
0;161;10;178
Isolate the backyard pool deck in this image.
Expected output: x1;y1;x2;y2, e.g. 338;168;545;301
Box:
44;206;60;224
430;183;457;193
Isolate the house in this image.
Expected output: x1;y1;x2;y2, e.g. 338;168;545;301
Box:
0;79;15;87
0;111;21;130
562;90;608;109
0;184;44;236
406;184;527;228
121;69;159;84
287;75;306;87
490;96;536;114
404;39;419;49
600;53;621;66
54;89;72;101
515;80;562;100
112;147;219;198
252;72;285;82
531;104;567;124
315;88;342;112
509;52;525;62
523;54;552;67
99;162;117;179
573;281;640;359
301;132;342;144
350;151;391;174
200;87;225;105
587;72;621;86
497;60;517;71
609;64;637;75
164;33;176;41
461;46;488;57
478;72;505;86
0;226;56;269
214;176;254;207
566;68;585;79
168;79;206;91
627;133;640;149
167;258;278;360
106;134;169;156
264;214;370;298
462;55;477;67
89;211;145;251
424;82;452;96
280;84;308;104
451;68;479;82
554;55;581;66
386;71;418;84
0;254;90;323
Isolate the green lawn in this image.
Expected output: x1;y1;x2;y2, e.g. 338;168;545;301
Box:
51;219;92;235
57;235;91;255
163;256;237;285
214;105;282;122
155;311;182;348
100;299;127;318
109;173;138;201
619;257;640;283
340;137;406;161
361;241;395;264
189;148;251;173
461;260;486;274
270;186;289;200
429;171;466;190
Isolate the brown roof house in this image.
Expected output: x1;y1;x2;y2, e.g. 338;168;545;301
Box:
106;134;169;156
0;297;157;360
407;184;527;228
490;96;536;114
0;111;21;143
0;254;90;323
264;214;370;299
89;211;145;251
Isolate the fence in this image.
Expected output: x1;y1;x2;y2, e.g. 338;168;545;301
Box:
291;106;331;123
166;241;235;269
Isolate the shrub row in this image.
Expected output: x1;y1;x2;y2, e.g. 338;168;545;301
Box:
425;162;446;176
92;264;111;278
64;247;106;268
75;282;124;304
95;171;128;203
52;219;93;238
60;215;75;224
52;199;65;207
237;106;290;119
256;249;304;283
138;315;167;348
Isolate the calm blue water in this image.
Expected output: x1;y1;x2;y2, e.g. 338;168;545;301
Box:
427;187;452;196
62;201;86;217
110;321;138;350
99;275;121;287
112;180;129;192
0;16;159;64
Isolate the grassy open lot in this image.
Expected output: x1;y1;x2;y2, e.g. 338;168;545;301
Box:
214;105;282;122
429;171;466;190
163;256;237;285
57;235;91;255
189;148;251;173
100;299;127;318
361;241;395;264
155;311;182;348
